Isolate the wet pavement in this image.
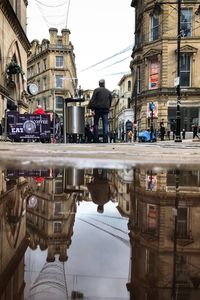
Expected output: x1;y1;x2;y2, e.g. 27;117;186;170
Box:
0;139;199;169
0;142;200;299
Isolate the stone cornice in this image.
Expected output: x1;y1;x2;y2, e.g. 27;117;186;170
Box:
136;88;200;99
0;0;30;52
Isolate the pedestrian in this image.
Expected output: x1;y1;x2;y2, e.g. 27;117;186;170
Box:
182;128;186;140
33;104;45;115
86;169;110;213
192;124;199;139
128;130;133;142
167;129;170;140
85;123;93;143
87;79;112;143
160;124;165;141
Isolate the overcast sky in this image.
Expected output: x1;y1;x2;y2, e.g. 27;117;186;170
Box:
27;0;135;91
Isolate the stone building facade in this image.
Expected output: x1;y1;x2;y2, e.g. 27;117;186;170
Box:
27;28;77;122
117;73;133;141
0;0;30;125
130;0;200;134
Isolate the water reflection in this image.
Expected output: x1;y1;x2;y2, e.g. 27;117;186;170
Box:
0;167;200;299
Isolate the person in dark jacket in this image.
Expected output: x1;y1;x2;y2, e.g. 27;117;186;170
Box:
87;79;112;143
86;169;110;213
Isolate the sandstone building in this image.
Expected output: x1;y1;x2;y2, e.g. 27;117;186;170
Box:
27;28;77;123
130;0;200;133
0;0;30;125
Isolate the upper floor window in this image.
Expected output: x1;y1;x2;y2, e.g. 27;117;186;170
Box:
149;58;159;89
128;80;131;91
56;56;64;68
43;77;47;90
180;54;191;87
55;96;63;109
150;15;159;41
43;59;47;70
55;75;63;88
57;39;63;48
137;66;141;94
180;8;192;37
37;62;40;74
53;221;62;233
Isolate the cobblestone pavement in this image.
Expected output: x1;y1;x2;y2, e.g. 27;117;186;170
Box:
0;139;199;169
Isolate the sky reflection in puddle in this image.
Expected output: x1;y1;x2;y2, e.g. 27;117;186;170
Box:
0;166;200;300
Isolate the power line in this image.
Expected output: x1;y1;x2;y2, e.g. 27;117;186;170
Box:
35;0;67;8
80;45;133;72
97;56;131;71
65;0;71;29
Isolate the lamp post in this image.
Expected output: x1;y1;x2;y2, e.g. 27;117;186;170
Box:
149;102;155;142
175;0;182;142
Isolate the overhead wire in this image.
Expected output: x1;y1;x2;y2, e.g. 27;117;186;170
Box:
35;0;67;8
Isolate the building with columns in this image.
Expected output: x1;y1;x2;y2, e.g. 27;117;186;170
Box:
130;0;200;134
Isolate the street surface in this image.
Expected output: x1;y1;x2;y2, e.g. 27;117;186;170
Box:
0;139;199;169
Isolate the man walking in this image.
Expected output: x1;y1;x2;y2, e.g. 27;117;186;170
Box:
87;79;112;143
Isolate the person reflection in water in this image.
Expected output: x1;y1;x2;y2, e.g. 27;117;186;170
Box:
86;169;110;213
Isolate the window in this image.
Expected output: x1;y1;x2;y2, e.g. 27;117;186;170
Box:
150;14;159;41
55;178;63;194
177;208;188;238
128;80;131;91
149;59;159;89
55;75;63;88
37;79;40;92
57;39;63;48
37;62;40;74
43;59;47;70
180;8;192;37
137;66;141;94
56;56;64;68
43;77;47;90
53;222;62;233
180;54;191;87
56;96;63;109
54;202;62;215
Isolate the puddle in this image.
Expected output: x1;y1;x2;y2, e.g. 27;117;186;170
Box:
0;166;200;299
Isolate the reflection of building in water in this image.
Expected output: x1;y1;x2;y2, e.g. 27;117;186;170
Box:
0;171;28;298
116;169;133;217
26;169;77;262
127;169;200;300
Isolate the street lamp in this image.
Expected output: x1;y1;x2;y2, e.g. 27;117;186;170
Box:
152;1;200;142
175;0;182;142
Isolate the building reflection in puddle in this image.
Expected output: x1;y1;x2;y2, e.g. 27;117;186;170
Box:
0;166;200;299
127;168;200;300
